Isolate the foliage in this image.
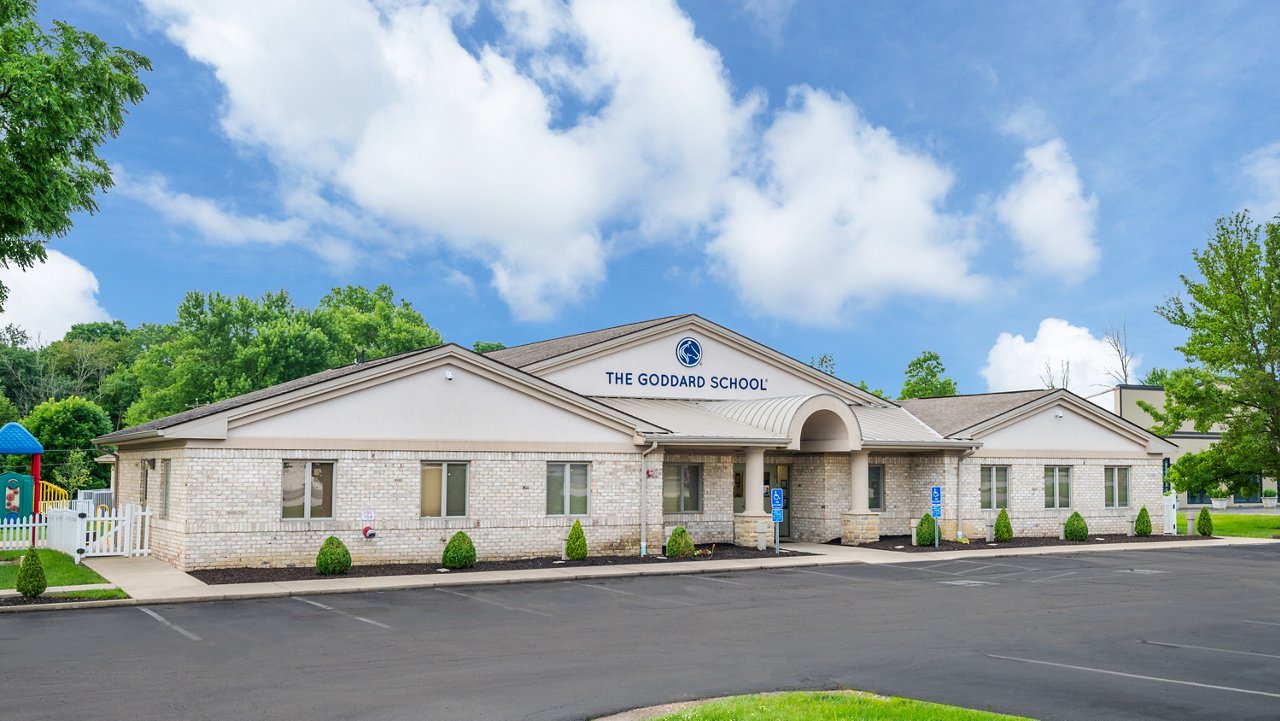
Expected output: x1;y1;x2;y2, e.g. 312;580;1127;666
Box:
649;690;1034;721
50;448;97;493
1164;445;1257;499
0;548;106;588
856;379;886;398
0;391;18;425
1063;512;1088;541
666;526;694;557
15;546;46;598
1143;211;1280;494
1208;485;1231;499
1178;512;1279;538
1139;367;1170;386
0;0;151;311
441;531;476;569
1264;488;1277;498
899;351;958;399
809;353;836;375
565;519;587;560
915;513;936;546
1196;507;1213;537
472;341;506;353
1134;506;1151;536
315;536;352;575
22;395;112;484
993;508;1013;542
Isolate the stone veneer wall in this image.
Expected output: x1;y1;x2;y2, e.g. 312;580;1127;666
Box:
116;447;660;570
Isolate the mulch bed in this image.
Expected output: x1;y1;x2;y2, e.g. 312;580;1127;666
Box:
856;533;1215;553
0;595;106;607
191;543;809;585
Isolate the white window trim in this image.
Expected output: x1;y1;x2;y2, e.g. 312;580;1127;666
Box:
980;465;1009;511
664;463;704;514
1104;466;1130;508
1044;466;1071;509
421;461;468;518
547;462;590;516
282;460;335;521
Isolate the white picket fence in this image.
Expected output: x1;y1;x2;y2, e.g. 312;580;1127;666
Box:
0;513;46;551
38;502;152;564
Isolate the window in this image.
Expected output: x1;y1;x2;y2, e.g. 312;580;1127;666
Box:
421;462;467;517
980;466;1009;510
1044;466;1071;509
1104;466;1130;508
159;459;171;519
140;459;155;505
547;463;589;515
868;464;885;510
663;463;703;513
282;461;334;519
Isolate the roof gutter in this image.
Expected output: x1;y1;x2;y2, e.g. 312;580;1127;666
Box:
93;428;165;446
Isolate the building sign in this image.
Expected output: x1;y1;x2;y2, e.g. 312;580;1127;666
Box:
601;337;770;391
676;337;702;367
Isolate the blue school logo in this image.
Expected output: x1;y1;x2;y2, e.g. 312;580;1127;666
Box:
676;337;702;368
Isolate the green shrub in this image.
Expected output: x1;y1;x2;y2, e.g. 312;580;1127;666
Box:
666;526;695;557
442;531;476;569
1264;488;1277;498
1134;506;1152;537
16;547;47;599
994;508;1013;542
315;536;352;575
565;519;588;561
915;513;936;546
1063;512;1088;541
1196;507;1214;537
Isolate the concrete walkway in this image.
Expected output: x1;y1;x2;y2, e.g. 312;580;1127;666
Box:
3;534;1271;613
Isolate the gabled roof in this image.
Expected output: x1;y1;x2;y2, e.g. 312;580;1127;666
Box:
486;316;688;368
899;390;1051;438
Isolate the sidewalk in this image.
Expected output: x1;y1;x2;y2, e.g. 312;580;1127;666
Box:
3;535;1273;613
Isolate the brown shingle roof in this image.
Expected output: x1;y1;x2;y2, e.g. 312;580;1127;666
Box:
899;389;1053;438
485;315;688;368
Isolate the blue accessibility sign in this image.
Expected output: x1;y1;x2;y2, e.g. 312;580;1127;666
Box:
930;485;942;519
771;487;785;510
772;508;784;523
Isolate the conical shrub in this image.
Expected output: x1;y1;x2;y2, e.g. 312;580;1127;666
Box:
442;531;476;569
916;513;936;546
315;535;352;575
1196;507;1213;537
666;526;694;557
565;519;588;561
16;547;47;599
1064;511;1088;541
1134;506;1151;537
994;508;1013;542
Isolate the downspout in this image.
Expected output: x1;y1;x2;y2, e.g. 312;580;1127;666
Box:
640;441;659;557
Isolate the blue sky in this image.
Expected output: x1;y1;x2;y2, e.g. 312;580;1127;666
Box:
4;0;1279;397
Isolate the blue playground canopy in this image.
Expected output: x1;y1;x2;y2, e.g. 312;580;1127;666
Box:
0;422;42;455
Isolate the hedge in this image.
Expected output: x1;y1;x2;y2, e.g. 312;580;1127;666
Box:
442;531;477;569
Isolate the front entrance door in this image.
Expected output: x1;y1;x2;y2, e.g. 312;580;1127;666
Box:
734;463;791;538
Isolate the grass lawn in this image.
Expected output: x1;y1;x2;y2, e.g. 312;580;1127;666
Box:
48;588;128;601
650;691;1033;721
0;549;108;589
1175;512;1280;538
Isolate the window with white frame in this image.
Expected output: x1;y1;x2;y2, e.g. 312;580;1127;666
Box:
421;462;468;517
980;466;1009;510
547;462;589;515
1104;466;1130;508
159;459;171;519
282;461;335;519
1044;466;1071;509
868;464;885;510
662;463;703;513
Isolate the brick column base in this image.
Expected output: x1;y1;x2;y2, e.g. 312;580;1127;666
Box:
733;513;773;549
841;512;880;545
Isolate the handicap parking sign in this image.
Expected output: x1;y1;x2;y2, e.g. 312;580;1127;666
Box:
771;487;785;510
930;485;942;519
772;508;784;523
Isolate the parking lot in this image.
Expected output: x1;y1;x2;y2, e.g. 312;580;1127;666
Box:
6;544;1280;720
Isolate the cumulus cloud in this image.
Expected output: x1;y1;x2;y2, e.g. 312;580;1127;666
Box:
117;170;309;246
0;251;110;343
1242;141;1280;220
737;0;797;46
981;318;1140;395
708;88;986;323
995;139;1100;282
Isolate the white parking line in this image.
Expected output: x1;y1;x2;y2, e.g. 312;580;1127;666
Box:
954;564;997;575
1140;640;1280;660
568;581;697;606
1244;620;1280;627
436;588;555;618
790;569;859;580
294;597;391;629
1028;571;1077;583
684;574;747;586
138;608;202;642
987;654;1280;699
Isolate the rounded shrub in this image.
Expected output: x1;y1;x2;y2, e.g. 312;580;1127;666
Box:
1196;507;1214;537
16;547;47;599
994;508;1013;542
915;513;936;546
1134;506;1152;537
565;519;588;561
1063;512;1089;541
442;531;476;569
666;526;695;557
315;535;352;576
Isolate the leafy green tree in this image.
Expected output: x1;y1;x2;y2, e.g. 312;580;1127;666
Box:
0;0;150;310
314;284;442;365
899;351;958;399
1139;367;1170;386
1143;212;1280;495
0;391;18;425
809;353;836;375
472;341;506;354
856;379;886;398
50;448;96;493
22;395;111;483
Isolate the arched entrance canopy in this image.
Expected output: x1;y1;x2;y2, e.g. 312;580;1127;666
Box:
702;394;862;451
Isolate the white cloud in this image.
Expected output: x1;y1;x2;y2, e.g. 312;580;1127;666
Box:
1242;141;1280;220
981;318;1140;395
995;138;1100;282
0;251;110;343
1000;103;1055;144
737;0;797;46
708;88;987;323
117;170;308;246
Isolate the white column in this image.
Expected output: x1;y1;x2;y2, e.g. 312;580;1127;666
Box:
850;450;870;514
744;447;766;515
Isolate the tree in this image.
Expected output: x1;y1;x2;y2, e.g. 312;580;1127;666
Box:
899;351;958;399
1139;367;1170;386
1103;322;1135;385
472;341;506;354
314;284;442;364
809;353;836;375
1144;211;1280;495
22;395;111;484
1039;359;1071;390
0;392;17;424
0;0;150;310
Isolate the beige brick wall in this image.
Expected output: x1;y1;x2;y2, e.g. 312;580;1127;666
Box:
660;452;735;545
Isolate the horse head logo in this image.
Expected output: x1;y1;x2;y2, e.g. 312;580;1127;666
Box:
676;337;702;368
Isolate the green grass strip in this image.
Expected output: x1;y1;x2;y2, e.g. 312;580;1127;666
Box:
47;588;128;601
649;690;1033;720
0;549;109;589
1175;512;1280;538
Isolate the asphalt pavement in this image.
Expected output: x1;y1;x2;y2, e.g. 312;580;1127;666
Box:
7;544;1280;721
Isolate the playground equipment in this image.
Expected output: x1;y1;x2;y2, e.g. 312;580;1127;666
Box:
0;423;43;524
